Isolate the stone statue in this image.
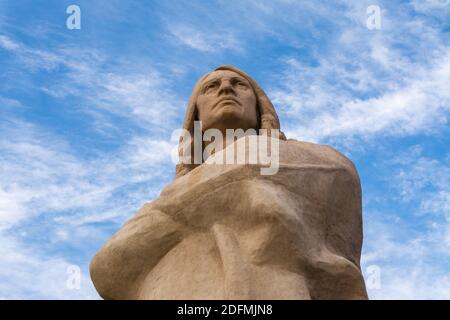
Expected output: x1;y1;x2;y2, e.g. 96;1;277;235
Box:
90;65;368;300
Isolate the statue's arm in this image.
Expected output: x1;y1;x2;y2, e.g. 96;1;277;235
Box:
89;207;184;299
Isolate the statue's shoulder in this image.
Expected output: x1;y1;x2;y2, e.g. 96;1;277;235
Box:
281;138;359;178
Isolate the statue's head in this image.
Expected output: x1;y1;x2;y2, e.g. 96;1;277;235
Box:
196;69;258;133
176;65;286;177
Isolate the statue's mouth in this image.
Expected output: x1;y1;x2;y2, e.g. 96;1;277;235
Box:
214;97;241;109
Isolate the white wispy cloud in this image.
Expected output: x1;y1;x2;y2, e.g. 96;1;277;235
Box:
0;95;22;108
0;34;181;131
411;0;450;16
0;33;181;228
391;147;450;251
269;14;450;144
362;145;450;299
0;117;176;229
391;150;449;204
362;211;450;299
0;233;98;299
169;24;243;53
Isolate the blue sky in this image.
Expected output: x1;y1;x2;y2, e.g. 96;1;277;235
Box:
0;0;449;299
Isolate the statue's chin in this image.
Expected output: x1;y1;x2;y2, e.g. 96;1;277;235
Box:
203;101;258;132
207;108;244;129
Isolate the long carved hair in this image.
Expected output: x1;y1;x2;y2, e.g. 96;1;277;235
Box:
176;65;286;178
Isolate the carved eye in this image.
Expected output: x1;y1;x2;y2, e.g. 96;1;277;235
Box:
232;79;248;89
204;81;219;93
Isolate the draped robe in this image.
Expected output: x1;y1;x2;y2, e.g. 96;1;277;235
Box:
90;137;368;299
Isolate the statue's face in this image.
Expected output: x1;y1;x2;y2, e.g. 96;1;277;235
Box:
196;70;258;132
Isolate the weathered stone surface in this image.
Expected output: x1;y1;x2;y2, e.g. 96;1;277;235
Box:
90;65;367;300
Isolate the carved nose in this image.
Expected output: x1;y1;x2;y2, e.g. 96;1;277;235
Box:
218;81;235;96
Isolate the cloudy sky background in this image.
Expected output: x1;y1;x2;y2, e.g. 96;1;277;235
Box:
0;0;449;299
